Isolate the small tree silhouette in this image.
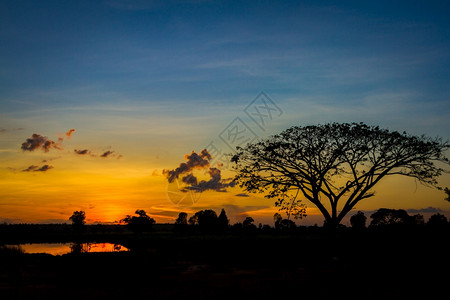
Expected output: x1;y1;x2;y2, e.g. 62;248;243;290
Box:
121;209;156;233
174;212;188;233
188;209;218;232
410;214;425;226
243;217;255;227
274;213;282;229
188;214;198;225
427;213;448;228
217;208;229;231
350;211;367;230
369;208;411;227
273;213;296;231
242;216;257;232
175;212;188;225
69;211;86;232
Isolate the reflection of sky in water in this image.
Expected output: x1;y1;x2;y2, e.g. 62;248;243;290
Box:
14;243;129;255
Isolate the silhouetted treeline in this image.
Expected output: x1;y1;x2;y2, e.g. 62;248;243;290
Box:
170;207;449;237
348;208;449;230
1;207;448;245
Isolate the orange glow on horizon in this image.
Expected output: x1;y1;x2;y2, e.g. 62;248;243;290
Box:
0;147;449;226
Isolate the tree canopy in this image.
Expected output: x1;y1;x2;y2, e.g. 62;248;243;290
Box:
69;211;86;227
217;208;229;230
369;208;411;227
350;211;367;230
175;212;188;225
121;209;156;232
232;122;449;228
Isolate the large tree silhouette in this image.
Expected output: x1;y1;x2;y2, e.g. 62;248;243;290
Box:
232;122;449;229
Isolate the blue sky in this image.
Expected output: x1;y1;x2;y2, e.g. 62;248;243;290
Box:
2;1;449;114
1;0;449;224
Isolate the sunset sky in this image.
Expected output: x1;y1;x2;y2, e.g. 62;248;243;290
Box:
1;0;449;225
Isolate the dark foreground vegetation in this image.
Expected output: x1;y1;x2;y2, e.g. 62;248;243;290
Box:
1;220;448;299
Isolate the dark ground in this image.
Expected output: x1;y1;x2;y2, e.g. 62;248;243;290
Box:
0;225;448;299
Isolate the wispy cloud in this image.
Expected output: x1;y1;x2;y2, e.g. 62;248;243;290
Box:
100;150;115;158
22;164;53;172
74;148;121;159
41;156;61;163
0;127;24;134
74;149;90;155
406;207;443;214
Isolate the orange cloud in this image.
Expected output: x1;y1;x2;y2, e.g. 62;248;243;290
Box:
65;129;75;139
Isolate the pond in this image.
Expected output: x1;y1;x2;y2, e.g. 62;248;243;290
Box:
6;242;129;255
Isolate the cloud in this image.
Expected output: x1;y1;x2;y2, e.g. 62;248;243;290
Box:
0;128;24;134
74;149;90;155
21;133;62;152
235;193;250;197
163;149;211;183
41;156;61;163
406;207;443;214
22;164;54;172
182;173;198;185
6;167;17;172
100;150;115;158
185;167;236;192
65;129;76;139
164;149;235;193
35;164;53;172
21;129;76;152
73;148;121;158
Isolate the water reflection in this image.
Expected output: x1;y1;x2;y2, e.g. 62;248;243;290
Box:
14;242;129;255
